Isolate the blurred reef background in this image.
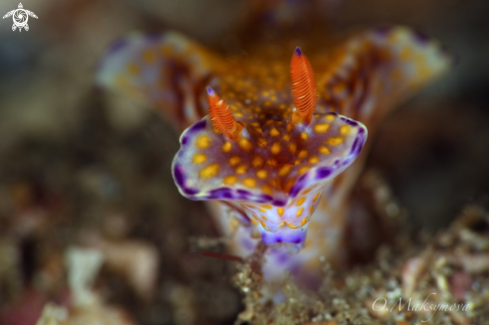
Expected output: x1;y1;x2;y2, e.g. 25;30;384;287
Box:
0;0;489;324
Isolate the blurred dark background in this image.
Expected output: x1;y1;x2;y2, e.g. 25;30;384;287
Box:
0;0;488;324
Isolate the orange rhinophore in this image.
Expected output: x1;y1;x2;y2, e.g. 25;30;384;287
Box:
290;47;317;125
207;86;243;140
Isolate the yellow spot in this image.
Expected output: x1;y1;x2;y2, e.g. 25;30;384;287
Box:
223;175;238;185
235;112;243;118
298;166;310;175
261;185;272;196
222;142;232;152
298;150;308;159
332;83;346;94
340;125;351;135
296;208;304;217
161;45;174;56
257;170;267;179
283;134;291;141
190;152;207;164
261;215;267;220
301;217;308;226
327;137;343;146
296;197;306;206
270;128;280;137
302;188;312;195
277;207;284;216
251;219;258;225
289;143;297;154
309;206;314;215
267;159;278;168
236;165;248;174
326;114;335;121
142;50;156;63
308;156;319;163
400;47;413;61
260;220;267;229
259;207;267;212
229;156;241;166
285;222;300;229
301;132;309;140
314;123;330;133
313;192;320;202
257;138;267;148
278;165;292;176
271;142;281;155
238;137;253;151
243;178;257;187
196;135;211;149
127;63;140;75
200;163;219;178
319;146;330;155
252;156;264;168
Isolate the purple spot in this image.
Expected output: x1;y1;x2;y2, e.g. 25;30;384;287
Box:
290;183;304;198
181;135;189;145
359;127;366;134
374;26;392;37
317;167;332;179
341;158;352;167
273;199;286;206
107;38;127;54
206;86;214;95
237;189;251;196
173;166;185;187
146;34;162;43
209;188;233;199
413;30;430;44
294;47;302;56
259;194;273;202
293;238;302;244
344;119;359;127
183;187;199;196
188;120;206;133
356;140;365;155
278;253;289;264
350;137;359;154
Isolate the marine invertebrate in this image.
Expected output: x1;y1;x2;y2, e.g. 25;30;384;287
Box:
97;27;451;286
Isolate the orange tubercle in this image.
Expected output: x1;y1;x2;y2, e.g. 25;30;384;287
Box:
207;86;242;140
290;47;317;125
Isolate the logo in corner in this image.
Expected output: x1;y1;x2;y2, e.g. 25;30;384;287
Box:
3;3;38;32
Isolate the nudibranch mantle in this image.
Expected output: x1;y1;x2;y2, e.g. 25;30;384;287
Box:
172;110;367;246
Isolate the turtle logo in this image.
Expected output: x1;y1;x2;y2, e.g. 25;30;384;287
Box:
3;3;38;32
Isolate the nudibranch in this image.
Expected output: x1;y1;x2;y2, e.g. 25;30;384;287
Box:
97;27;452;286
